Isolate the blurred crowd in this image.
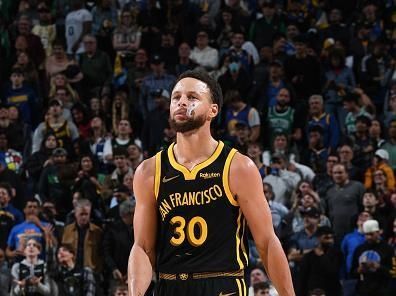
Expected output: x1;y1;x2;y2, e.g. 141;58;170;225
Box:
0;0;396;295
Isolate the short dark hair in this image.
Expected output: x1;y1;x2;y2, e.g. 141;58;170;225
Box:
0;182;12;197
253;282;270;293
23;197;40;209
173;70;223;113
59;243;75;255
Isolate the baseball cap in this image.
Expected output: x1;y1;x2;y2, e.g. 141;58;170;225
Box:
362;220;380;234
48;99;63;107
150;54;163;65
113;184;130;194
375;149;389;161
52;147;68;157
316;226;334;237
151;89;170;99
235;120;248;129
302;207;321;218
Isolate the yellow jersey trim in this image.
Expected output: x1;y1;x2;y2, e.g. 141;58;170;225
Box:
235;210;244;270
241;278;247;296
154;151;162;199
223;148;238;207
241;218;248;265
167;141;224;180
236;278;242;296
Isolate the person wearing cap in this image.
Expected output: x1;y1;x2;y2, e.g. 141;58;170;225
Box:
32;1;56;56
104;199;135;289
107;185;131;221
2;67;38;128
32;98;79;154
351;220;393;296
190;30;219;70
298;226;342;296
258;59;293;110
287;207;321;281
138;53;176;117
142;89;171;157
364;149;395;190
38;147;76;219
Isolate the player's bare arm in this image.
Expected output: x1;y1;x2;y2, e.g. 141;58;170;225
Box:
229;152;295;296
128;157;157;296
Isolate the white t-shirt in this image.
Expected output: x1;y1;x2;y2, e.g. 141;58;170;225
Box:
65;9;92;54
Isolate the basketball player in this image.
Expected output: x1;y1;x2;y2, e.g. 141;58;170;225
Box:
128;70;295;296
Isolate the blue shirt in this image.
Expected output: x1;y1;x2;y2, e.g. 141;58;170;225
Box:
289;229;318;251
341;229;366;275
1;204;23;224
7;221;49;250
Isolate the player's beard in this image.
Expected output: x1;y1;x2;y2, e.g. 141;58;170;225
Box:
169;113;207;133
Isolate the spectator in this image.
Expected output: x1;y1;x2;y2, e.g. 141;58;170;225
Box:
104;199;135;289
32;2;56;56
382;119;396;171
62;199;103;274
351;219;393;296
263;152;301;205
138;54;176;117
248;267;278;296
324;163;365;241
253;282;271;296
13;51;40;92
287;207;321;282
79;34;113;96
0;182;23;225
263;182;288;233
103;119;141;162
142;89;170;157
218;54;252;99
228;30;253;74
2;67;38;128
343;92;372;135
112;8;141;57
223;89;260;143
65;0;92;56
32;99;79;154
297;226;342;296
189;30;219;71
0;247;10;296
247;142;269;180
364;149;395;190
102;147;133;200
173;42;198;77
249;1;285;50
48;243;96;296
111;284;128;296
6;198;52;262
10;238;51;295
338;143;362;182
126;143;142;171
71;103;91;139
0;104;27;154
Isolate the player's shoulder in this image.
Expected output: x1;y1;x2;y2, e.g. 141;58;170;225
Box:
230;151;257;174
135;155;157;180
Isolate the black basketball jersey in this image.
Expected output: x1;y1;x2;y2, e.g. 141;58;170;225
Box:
154;141;249;273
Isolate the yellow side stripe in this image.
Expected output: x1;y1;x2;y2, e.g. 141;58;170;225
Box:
154;151;162;199
235;210;244;270
241;218;248;265
241;279;247;296
236;279;242;296
223;148;238;206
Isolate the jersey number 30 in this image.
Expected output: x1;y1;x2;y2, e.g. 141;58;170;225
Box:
170;216;208;247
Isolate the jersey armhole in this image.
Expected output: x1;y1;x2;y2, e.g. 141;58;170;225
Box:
223;149;239;207
154;151;162;200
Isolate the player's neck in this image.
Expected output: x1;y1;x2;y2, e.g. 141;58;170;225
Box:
175;129;217;168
